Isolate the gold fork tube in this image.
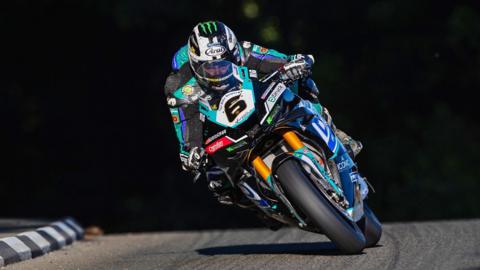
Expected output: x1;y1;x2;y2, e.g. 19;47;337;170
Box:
252;131;304;181
282;131;304;150
252;156;271;181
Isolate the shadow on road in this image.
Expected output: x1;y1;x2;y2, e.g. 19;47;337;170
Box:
197;242;354;256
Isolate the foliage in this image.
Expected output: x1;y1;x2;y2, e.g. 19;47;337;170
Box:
2;0;479;231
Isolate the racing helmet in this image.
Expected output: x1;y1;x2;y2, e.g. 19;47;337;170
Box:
188;21;241;75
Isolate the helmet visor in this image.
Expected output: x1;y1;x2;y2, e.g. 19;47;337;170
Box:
195;60;240;92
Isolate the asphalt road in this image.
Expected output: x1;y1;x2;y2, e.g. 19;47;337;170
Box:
6;219;480;270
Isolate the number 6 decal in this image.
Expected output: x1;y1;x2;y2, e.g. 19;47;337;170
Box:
216;89;255;127
225;95;247;122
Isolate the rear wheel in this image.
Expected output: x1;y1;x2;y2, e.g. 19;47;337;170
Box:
276;159;366;254
357;204;382;247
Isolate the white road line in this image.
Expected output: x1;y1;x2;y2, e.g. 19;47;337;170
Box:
18;231;51;254
0;237;32;261
38;227;66;248
53;222;77;240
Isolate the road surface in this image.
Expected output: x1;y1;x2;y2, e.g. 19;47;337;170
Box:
6;219;480;270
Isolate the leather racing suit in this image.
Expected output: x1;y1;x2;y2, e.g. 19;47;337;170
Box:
164;41;334;168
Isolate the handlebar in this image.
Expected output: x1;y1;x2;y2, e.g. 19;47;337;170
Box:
259;54;315;84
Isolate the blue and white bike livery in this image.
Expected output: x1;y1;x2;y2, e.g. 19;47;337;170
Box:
197;60;382;253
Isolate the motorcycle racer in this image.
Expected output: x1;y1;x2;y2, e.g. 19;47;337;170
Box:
164;21;362;204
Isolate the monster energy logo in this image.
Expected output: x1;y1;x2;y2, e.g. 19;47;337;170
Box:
199;21;218;34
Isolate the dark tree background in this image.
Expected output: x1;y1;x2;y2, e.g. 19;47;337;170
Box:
2;0;479;232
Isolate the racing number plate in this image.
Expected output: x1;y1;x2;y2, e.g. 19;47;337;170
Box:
216;89;255;127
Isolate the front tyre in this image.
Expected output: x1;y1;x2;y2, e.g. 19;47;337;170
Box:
357;204;382;247
276;160;366;254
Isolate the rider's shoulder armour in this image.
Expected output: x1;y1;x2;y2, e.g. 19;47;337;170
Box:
171;44;189;71
166;77;204;108
241;41;289;61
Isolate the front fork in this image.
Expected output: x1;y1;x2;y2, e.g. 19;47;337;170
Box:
251;130;304;185
252;130;365;222
248;131;310;227
251;130;333;190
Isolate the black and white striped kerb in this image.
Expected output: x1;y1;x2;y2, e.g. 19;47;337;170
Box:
0;217;84;267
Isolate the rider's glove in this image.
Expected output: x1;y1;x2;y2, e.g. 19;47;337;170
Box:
279;54;315;82
181;147;206;172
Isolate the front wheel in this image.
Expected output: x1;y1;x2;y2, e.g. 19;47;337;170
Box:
357;204;382;247
276;159;366;254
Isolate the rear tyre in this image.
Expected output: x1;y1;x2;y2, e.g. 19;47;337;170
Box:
276;159;366;254
357;204;382;247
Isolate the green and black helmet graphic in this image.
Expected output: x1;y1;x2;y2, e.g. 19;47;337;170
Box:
198;21;219;35
197;21;225;36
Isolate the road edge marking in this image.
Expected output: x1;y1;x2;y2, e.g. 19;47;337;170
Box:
0;217;84;267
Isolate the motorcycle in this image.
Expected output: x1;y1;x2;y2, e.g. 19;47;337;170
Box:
196;60;382;253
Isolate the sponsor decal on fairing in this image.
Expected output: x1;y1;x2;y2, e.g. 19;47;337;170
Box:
205;136;233;154
311;117;339;154
260;83;286;124
205;129;227;145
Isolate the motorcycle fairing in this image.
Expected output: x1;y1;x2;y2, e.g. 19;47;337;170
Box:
198;64;368;224
279;100;365;221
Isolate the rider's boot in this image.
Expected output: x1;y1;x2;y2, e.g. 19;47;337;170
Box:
334;128;363;159
206;168;235;205
208;180;234;205
206;167;253;207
